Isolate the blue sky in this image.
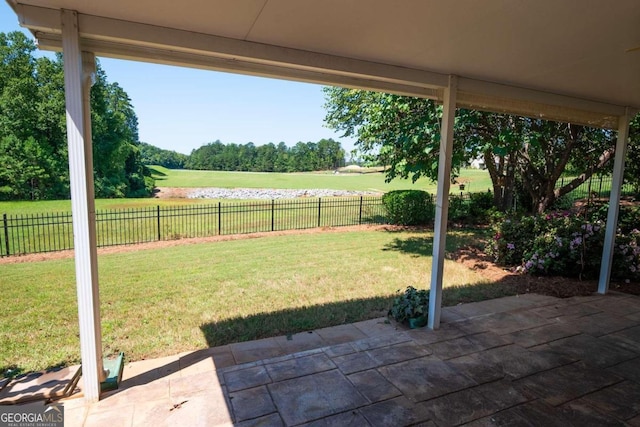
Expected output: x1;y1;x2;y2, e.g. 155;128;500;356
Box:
0;3;356;155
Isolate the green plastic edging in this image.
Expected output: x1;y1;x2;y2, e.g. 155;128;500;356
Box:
100;352;125;392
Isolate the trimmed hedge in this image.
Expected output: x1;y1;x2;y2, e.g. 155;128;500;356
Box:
382;190;435;225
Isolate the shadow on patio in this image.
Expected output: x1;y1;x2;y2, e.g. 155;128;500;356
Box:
57;290;640;426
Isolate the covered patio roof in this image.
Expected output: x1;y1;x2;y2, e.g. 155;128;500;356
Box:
5;0;640;402
8;0;640;126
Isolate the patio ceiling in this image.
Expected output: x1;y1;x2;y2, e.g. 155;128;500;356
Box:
7;0;640;128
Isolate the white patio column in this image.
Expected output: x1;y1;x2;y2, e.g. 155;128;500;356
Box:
61;9;105;402
598;109;632;294
428;75;457;329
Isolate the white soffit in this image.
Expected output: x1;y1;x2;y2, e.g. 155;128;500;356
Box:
7;0;640;128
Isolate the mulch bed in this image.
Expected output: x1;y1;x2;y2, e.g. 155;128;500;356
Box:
451;245;639;298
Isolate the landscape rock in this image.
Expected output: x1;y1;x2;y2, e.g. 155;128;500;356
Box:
187;188;380;200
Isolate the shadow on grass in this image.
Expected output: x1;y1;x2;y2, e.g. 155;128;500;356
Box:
383;236;433;257
147;166;168;181
199;295;394;348
381;228;487;258
107;274;589;396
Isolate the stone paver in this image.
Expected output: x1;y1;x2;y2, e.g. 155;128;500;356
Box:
265;353;335;382
601;325;640;354
273;331;326;354
229;385;276;422
223;365;271;392
358;396;431;427
48;293;640;426
299;410;370;426
547;333;636;367
314;323;367;345
230;338;285;364
516;362;624;406
236;413;284;427
506;321;580;347
578;380;640;421
347;369;402;403
559;401;627;427
378;355;477;402
563;311;639;337
268;369;367;425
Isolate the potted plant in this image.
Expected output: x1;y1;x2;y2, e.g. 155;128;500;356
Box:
388;286;430;328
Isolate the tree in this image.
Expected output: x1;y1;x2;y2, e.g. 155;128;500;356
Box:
139;142;188;169
624;115;640;192
323;86;622;213
0;135;54;200
0;31;152;200
185;139;347;173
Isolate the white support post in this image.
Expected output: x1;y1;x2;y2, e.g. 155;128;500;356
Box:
428;75;458;330
61;9;105;402
598;109;631;294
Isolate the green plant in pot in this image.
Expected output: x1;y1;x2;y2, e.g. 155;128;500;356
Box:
388;286;430;328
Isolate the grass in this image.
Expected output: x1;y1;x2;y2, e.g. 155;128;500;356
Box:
0;227;508;375
149;166;493;193
0;168;492;215
0;197;386;255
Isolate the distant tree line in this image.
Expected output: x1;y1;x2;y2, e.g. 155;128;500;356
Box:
181;139;346;172
0;31;152;201
139;142;189;169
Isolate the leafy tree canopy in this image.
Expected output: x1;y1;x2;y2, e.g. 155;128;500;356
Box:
323;86;636;213
0;31;153;200
185;139;345;173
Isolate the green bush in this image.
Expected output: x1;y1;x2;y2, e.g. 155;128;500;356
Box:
486;214;537;266
487;210;640;281
448;195;469;222
388;286;430;324
450;191;495;224
382;190;434;225
468;191;495;220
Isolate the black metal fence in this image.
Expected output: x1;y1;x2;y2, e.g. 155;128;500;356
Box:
556;174;636;201
0;196;386;257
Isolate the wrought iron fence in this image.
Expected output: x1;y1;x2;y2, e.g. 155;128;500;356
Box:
556;175;636;201
0;196;386;257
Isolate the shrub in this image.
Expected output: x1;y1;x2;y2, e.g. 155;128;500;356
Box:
382;190;434;225
448;195;469;222
522;213;605;278
486;214;537;266
487;209;640;281
468;191;495;222
388;286;430;324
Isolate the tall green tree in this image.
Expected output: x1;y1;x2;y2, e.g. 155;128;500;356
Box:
323;86;622;213
185;139;346;173
139;142;188;169
0;31;152;200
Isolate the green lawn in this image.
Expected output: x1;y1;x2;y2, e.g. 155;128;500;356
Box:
150;166;493;193
0;227;506;375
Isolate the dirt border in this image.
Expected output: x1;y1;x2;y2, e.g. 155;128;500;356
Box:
3;224;637;297
0;224;394;264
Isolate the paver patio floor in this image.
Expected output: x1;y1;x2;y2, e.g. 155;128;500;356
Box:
59;292;640;426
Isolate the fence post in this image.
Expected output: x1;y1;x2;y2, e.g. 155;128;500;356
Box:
3;214;9;256
156;205;161;241
271;199;275;232
218;202;222;235
598;176;603;196
317;198;322;227
358;196;363;225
